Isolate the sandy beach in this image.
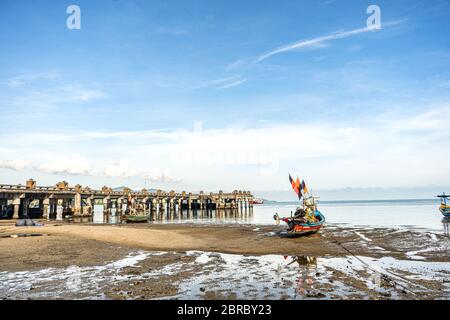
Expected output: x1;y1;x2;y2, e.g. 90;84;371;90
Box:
1;220;449;300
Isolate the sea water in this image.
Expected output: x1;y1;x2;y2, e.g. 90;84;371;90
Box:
83;199;448;234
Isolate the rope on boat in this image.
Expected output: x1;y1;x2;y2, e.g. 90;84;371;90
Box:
330;239;418;297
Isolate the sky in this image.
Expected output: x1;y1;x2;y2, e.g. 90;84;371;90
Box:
0;0;450;199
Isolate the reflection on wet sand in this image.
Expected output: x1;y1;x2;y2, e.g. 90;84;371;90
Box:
443;217;450;236
69;208;253;225
286;256;319;297
287;256;318;267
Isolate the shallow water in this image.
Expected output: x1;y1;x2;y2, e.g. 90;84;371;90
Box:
70;199;449;235
258;199;447;233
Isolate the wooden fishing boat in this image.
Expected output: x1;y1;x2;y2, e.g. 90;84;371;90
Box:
124;215;148;223
274;174;326;236
274;210;325;236
437;194;450;217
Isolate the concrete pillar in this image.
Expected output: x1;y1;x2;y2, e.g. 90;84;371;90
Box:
177;199;182;213
142;197;148;216
56;199;64;220
74;193;82;216
12;198;20;219
117;197;123;215
85;196;93;216
48;199;54;220
42;198;50;219
103;196;110;215
150;198;156;221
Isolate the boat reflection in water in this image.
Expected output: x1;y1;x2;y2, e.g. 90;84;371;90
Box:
287;255;318;267
443;217;450;236
150;208;253;224
68;207;253;225
285;256;319;297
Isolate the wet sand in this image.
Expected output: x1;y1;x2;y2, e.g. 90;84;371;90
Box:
0;220;449;299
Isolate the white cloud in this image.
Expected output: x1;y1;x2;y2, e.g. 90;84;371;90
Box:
2;102;449;190
104;158;137;178
378;105;450;133
0;159;31;171
103;159;180;182
37;154;92;175
144;169;181;183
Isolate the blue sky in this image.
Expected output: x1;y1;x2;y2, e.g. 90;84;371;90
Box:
1;0;450;197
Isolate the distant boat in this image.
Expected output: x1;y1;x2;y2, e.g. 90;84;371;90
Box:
252;198;264;205
124;215;148;223
437;194;450;217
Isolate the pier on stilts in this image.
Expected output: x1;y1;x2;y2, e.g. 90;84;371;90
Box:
0;179;254;221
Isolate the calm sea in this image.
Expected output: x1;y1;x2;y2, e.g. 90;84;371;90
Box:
88;199;449;234
259;199;447;232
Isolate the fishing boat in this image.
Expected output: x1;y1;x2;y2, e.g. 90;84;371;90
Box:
252;198;264;205
274;198;325;236
437;194;450;217
124;215;148;223
273;174;326;236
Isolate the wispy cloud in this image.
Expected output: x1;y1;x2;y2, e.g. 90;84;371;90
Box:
218;78;247;89
153;25;190;36
4;71;61;88
195;75;247;90
5;83;107;115
256;20;405;63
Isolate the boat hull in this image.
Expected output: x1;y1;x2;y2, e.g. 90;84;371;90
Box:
124;215;148;223
283;210;325;237
440;206;450;217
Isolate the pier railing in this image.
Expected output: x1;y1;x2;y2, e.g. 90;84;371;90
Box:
0;179;254;219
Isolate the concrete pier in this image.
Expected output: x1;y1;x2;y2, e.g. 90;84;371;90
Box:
0;179;254;219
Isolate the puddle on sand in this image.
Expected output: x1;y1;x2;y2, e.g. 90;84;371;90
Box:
169;252;450;299
0;252;154;299
1;251;449;300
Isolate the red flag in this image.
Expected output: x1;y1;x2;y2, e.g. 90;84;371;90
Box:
289;174;302;200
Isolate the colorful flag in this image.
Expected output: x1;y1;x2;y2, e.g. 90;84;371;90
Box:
289;174;302;200
301;180;309;195
289;174;294;187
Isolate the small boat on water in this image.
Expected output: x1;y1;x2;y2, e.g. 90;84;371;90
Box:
274;174;326;236
437;194;450;217
124;215;148;223
252;198;264;205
